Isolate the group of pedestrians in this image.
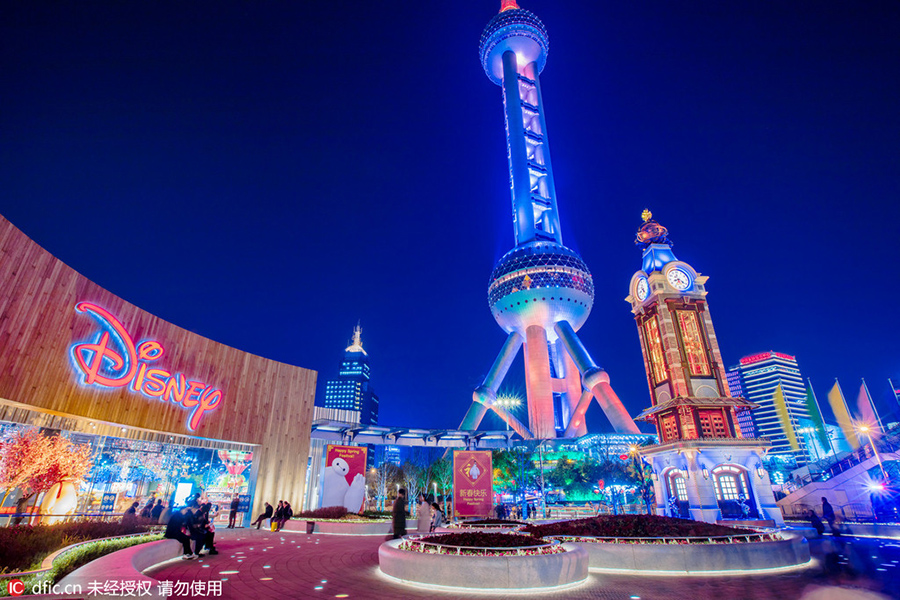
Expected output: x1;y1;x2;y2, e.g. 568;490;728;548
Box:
121;496;172;526
249;500;293;530
163;501;220;560
391;490;446;539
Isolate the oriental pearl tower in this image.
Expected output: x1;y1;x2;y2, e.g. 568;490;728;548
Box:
458;1;639;439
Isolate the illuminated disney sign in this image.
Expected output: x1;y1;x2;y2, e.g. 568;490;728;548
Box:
70;302;223;431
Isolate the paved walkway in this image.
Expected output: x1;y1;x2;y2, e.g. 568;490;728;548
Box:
145;528;898;600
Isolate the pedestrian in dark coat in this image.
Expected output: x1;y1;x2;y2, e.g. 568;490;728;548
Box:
164;507;195;559
822;497;836;529
151;499;164;522
391;488;407;539
252;502;273;529
228;495;240;528
122;502;139;526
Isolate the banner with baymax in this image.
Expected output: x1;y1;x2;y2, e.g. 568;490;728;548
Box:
321;445;367;512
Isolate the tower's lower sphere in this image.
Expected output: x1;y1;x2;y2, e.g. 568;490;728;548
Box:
489;242;593;338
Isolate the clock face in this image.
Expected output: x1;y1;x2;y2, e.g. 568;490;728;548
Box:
636;277;649;301
666;268;691;290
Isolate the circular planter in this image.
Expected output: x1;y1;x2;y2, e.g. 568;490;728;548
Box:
285;518;417;535
548;531;810;573
378;537;588;590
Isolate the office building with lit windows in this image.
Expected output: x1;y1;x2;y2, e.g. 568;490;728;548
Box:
322;325;378;425
726;370;757;438
728;352;811;462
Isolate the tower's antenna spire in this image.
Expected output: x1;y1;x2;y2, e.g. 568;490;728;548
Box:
500;1;519;12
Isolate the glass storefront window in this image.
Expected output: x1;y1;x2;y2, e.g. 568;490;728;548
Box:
0;421;254;522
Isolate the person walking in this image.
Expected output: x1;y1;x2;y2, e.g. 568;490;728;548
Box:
417;493;431;532
228;495;240;528
165;506;196;560
252;502;273;529
822;497;836;530
392;488;407;540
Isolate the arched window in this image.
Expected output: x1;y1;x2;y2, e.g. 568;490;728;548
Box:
665;469;688;501
712;465;748;501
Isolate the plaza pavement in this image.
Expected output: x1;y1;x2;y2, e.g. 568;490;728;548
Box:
144;527;899;600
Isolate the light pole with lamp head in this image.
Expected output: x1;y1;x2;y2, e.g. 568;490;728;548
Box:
857;424;888;480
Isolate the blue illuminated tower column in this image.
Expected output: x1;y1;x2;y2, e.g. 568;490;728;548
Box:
458;1;639;439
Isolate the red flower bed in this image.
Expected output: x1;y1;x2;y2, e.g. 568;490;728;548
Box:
419;532;545;548
524;515;756;539
460;518;527;526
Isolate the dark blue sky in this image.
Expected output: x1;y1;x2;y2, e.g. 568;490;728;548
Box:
2;1;898;433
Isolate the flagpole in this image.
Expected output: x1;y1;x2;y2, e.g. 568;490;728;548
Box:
834;378;860;450
808;378;834;455
861;378;883;432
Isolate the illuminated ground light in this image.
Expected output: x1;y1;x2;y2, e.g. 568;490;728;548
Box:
219;571;240;575
314;586;324;590
260;578;273;581
335;595;349;598
321;580;328;583
263;565;271;569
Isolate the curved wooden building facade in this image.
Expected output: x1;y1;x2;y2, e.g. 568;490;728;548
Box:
0;214;316;516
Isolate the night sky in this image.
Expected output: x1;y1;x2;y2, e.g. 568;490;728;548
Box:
2;1;898;434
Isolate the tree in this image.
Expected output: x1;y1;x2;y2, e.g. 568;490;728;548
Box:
371;461;400;512
0;429;52;506
430;457;454;515
400;461;424;516
0;429;93;507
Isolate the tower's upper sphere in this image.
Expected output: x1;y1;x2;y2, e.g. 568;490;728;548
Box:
489;242;593;338
479;7;549;85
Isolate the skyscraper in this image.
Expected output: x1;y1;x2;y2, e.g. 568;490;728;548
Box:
322;324;379;425
457;1;639;439
727;352;811;462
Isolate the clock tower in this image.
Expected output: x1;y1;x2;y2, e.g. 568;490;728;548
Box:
626;210;783;525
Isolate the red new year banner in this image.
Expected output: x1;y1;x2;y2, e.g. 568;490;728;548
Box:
453;450;493;518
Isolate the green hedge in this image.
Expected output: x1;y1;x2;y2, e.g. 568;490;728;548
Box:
0;533;162;597
0;521;158;573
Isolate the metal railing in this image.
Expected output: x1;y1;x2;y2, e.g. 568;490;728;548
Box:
400;533;561;556
543;531;780;545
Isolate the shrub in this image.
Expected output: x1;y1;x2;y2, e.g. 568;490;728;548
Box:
294;506;348;520
524;515;755;539
461;518;527;526
419;532;546;548
0;533;162;596
0;521;157;573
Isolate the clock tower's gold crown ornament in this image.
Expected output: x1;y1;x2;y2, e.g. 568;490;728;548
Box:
635;208;670;249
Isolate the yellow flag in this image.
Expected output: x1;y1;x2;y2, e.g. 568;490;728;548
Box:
773;384;800;451
828;381;860;450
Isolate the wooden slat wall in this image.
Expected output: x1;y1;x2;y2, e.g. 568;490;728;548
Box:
0;215;317;513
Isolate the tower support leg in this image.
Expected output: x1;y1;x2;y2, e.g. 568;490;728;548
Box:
459;332;531;438
525;325;556;439
554;320;640;434
563;391;594;438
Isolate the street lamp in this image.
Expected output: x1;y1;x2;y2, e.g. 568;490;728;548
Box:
629;445;653;515
856;424;888;480
494;394;522;431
